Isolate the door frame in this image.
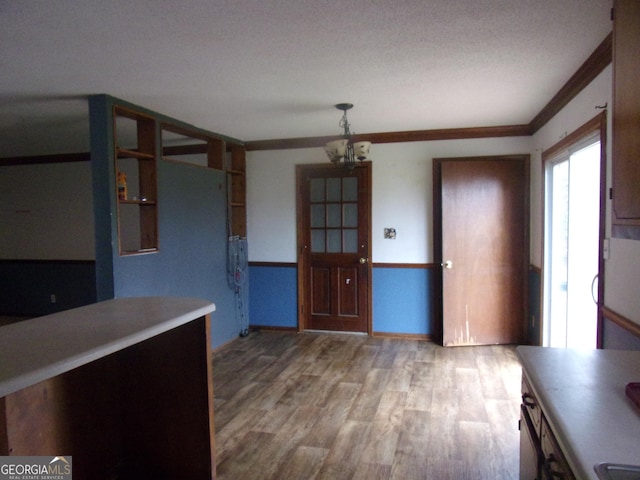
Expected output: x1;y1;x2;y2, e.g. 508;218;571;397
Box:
433;154;530;345
541;111;607;348
295;162;373;334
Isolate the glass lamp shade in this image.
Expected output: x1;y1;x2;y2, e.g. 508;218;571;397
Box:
324;139;349;163
352;141;371;160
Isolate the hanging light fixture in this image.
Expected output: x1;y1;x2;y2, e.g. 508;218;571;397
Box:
324;103;371;169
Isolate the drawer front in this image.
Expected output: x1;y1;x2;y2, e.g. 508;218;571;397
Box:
521;376;542;435
540;416;575;480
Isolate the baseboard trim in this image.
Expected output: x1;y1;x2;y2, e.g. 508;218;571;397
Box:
372;331;433;342
246;324;433;341
249;325;298;333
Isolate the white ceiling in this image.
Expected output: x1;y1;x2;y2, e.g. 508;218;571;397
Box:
0;0;612;157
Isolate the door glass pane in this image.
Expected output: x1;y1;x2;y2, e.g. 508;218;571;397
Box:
343;177;357;201
343;229;358;253
311;229;325;252
310;205;325;228
343;203;357;227
544;140;600;350
310;178;325;202
327;203;341;227
548;159;569;348
327;229;341;252
327;178;341;201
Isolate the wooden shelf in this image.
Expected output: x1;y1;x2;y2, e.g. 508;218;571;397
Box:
227;145;247;238
120;248;158;255
116;147;155;160
113;105;158;254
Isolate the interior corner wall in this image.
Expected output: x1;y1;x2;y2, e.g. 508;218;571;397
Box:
246;135;531;334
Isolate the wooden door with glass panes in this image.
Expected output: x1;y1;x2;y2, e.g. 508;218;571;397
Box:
297;163;371;333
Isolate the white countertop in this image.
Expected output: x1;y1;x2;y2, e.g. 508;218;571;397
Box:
516;346;640;480
0;296;215;398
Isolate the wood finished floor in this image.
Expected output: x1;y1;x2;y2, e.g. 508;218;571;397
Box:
212;331;522;480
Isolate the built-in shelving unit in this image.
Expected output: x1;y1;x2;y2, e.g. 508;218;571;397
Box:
113;105;158;255
159;123;247;238
110;101;248;255
227;145;247;238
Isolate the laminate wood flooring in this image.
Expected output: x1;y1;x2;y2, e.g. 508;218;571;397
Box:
212;331;522;480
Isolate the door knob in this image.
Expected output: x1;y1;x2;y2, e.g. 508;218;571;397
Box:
359;257;368;264
443;260;453;269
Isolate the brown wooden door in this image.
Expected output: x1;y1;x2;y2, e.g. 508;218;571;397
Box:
297;163;372;333
434;155;529;346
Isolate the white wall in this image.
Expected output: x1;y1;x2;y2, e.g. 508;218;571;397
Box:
246;136;531;263
0;162;95;260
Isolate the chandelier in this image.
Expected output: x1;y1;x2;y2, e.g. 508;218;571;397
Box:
324;103;371;169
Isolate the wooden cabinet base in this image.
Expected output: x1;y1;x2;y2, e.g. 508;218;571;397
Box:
0;317;215;479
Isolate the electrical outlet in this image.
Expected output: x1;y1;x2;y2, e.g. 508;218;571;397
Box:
384;228;396;239
50;294;57;303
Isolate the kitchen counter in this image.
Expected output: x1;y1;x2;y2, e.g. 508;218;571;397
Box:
0;296;217;479
0;296;215;397
517;346;640;480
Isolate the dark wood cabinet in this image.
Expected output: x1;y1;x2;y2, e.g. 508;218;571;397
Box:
612;0;640;239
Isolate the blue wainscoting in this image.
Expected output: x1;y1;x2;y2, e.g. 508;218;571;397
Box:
373;266;435;335
0;260;97;317
527;266;542;345
248;264;298;328
248;263;436;335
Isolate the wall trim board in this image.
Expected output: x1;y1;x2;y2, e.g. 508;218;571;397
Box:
243;32;611;152
249;261;297;268
374;262;439;269
0;259;95;265
372;332;432;342
2;32;611;164
529;32;612;134
245;125;531;151
248;261;441;269
249;325;298;333
601;305;640;340
0;152;90;166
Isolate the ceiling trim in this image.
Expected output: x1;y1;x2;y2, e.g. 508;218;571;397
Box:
244;32;612;151
0;33;612;165
528;32;612;134
244;125;532;151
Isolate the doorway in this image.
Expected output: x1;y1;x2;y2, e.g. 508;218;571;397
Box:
296;163;372;333
434;155;529;346
543;114;606;349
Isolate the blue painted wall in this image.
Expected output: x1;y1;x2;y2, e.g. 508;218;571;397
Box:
373;267;435;335
0;260;96;317
527;267;542;345
248;265;298;328
248;264;436;335
89;95;239;349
